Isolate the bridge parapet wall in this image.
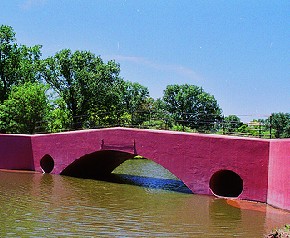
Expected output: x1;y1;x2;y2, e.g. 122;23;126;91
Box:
268;140;290;211
31;129;109;174
0;134;34;170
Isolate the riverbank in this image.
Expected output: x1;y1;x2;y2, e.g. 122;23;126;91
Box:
265;224;290;238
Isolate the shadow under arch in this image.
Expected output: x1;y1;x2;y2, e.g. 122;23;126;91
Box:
60;150;135;179
60;150;192;194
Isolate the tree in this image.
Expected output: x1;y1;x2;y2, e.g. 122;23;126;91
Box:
0;25;42;103
162;84;222;131
0;82;50;134
42;49;122;129
17;44;42;83
46;97;72;133
120;81;150;125
267;113;290;138
140;98;173;129
88;81;151;127
0;25;17;102
223;115;243;133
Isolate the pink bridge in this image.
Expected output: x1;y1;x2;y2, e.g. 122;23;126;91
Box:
0;127;289;211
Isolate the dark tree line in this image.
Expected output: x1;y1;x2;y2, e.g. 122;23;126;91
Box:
0;25;289;138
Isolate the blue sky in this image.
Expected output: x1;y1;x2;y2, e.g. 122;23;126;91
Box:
1;0;289;120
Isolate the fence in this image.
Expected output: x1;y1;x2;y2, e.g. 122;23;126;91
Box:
34;111;272;138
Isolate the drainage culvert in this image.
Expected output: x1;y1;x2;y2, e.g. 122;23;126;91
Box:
209;170;243;198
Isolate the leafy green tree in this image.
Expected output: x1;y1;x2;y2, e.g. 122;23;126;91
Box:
0;25;42;102
0;25;18;102
17;44;42;82
223;115;243;133
121;81;150;125
162;84;222;131
46;97;72;132
0;82;50;134
236;124;250;135
267;113;290;138
87;89;127;127
140;98;173;129
42;49;122;129
122;81;149;112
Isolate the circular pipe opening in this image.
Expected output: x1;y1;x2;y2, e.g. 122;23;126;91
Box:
40;154;54;173
209;170;243;198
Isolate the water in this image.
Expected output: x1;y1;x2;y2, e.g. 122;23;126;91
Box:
0;159;289;237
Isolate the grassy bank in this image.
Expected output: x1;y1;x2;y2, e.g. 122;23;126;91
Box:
265;224;290;238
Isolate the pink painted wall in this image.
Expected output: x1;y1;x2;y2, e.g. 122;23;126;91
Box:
0;134;34;170
30;129;109;174
268;140;290;211
30;128;270;203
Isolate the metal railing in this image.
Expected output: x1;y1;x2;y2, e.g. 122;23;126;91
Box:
34;110;272;138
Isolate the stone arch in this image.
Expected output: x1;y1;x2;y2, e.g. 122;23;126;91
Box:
40;154;54;173
209;169;243;198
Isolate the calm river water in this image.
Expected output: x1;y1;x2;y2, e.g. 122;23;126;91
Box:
0;159;289;237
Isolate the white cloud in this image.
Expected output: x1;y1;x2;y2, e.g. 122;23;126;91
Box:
109;55;203;82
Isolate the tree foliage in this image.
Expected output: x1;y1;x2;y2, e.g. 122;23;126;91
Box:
0;25;42;103
163;84;222;131
0;82;49;133
268;113;290;138
46;97;72;133
120;81;150;124
223;115;243;133
41;49;122;129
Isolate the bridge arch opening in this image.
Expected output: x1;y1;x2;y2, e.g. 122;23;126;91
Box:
112;157;192;193
40;154;54;173
60;150;191;194
209;170;243;198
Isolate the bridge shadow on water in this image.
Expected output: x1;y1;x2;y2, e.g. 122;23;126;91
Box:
96;173;193;194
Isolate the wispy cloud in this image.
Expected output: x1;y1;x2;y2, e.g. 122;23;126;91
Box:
19;0;47;10
109;55;203;82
